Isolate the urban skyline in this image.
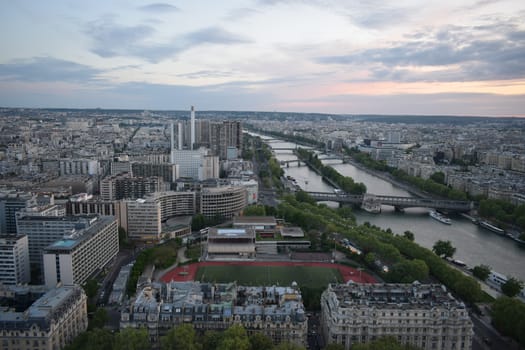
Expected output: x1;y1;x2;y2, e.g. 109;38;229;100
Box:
1;0;524;116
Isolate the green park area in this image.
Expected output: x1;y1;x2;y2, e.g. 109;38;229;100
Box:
195;265;342;288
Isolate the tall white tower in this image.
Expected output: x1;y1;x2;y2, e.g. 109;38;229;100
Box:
170;123;175;163
190;106;195;150
178;122;183;150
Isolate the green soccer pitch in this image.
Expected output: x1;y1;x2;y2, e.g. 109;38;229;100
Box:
194;265;342;287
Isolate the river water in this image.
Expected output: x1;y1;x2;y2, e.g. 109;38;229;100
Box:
260;136;525;281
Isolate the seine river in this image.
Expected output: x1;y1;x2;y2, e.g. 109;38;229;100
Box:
259;136;525;281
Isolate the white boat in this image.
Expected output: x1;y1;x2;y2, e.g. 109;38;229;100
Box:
479;221;505;235
429;210;451;225
361;194;381;214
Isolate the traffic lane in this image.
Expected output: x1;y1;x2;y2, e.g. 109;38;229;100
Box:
470;313;521;350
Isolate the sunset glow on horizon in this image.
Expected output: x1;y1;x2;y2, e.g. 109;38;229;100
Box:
1;0;524;116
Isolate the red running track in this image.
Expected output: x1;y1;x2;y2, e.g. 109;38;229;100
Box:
161;261;376;284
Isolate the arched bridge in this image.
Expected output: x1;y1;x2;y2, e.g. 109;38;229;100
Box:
306;192;473;212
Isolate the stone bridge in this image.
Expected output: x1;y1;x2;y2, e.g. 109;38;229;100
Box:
306;191;474;212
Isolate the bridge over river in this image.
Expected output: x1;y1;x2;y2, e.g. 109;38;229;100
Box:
307;191;474;212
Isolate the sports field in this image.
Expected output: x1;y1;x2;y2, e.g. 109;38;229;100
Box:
161;261;377;285
194;264;342;287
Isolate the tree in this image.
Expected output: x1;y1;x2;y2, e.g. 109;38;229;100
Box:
274;343;305;350
249;333;274;350
430;171;445;185
89;308;108;329
243;205;266;216
472;265;491;281
83;328;114;350
64;328;114;350
202;330;223;350
402;230;415;241
323;344;345;350
161;324;200;350
491;297;525;347
114;328;150;350
432;240;456;258
217;325;250;350
501;277;524;297
388;259;429;283
191;214;207;231
295;190;316;205
83;279;99;299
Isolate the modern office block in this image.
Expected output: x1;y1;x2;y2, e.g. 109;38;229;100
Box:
200;186;247;218
42;216;118;287
0;235;30;285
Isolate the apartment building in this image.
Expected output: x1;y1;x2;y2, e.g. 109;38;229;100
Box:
42;216;118;288
121;281;307;346
200;186;247;219
99;173;166;201
15;215;97;274
0;285;88;350
0;235;30;285
0;191;37;234
321;283;473;350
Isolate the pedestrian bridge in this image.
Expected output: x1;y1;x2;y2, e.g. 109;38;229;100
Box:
306;192;474;212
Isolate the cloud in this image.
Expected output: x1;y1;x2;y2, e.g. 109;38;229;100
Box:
138;3;179;13
184;27;250;45
85;18;250;62
347;3;413;29
279;92;525;116
0;57;102;82
317;24;525;82
177;70;236;79
85;18;156;58
223;7;262;21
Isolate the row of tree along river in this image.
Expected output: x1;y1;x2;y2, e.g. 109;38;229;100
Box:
257;135;525;281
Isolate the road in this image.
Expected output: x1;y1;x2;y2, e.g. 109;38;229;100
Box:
470;311;522;350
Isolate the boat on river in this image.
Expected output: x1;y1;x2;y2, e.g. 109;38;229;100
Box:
479;221;505;235
429;210;451;225
361;194;381;214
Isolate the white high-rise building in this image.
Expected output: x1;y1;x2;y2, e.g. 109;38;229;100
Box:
0;235;30;285
16;215;97;274
171;148;218;180
43;216;118;288
178;122;183;151
190;106;196;150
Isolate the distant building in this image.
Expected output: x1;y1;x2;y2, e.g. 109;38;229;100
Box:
42;216;118;288
200;186;247;219
0;285;88;350
321;283;473;350
99;173;166;201
231;179;258;204
131;162;179;183
207;227;256;259
209;120;243;160
233;216;277;238
58;158;99;176
0;191;37;234
171;148;219;180
121;199;162;242
109;263;133;305
15;215;98;275
0;235;30;285
120;281;307;346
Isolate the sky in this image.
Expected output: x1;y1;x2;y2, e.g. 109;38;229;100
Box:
0;0;524;116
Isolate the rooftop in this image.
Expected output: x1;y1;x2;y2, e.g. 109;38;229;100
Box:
233;216;277;226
